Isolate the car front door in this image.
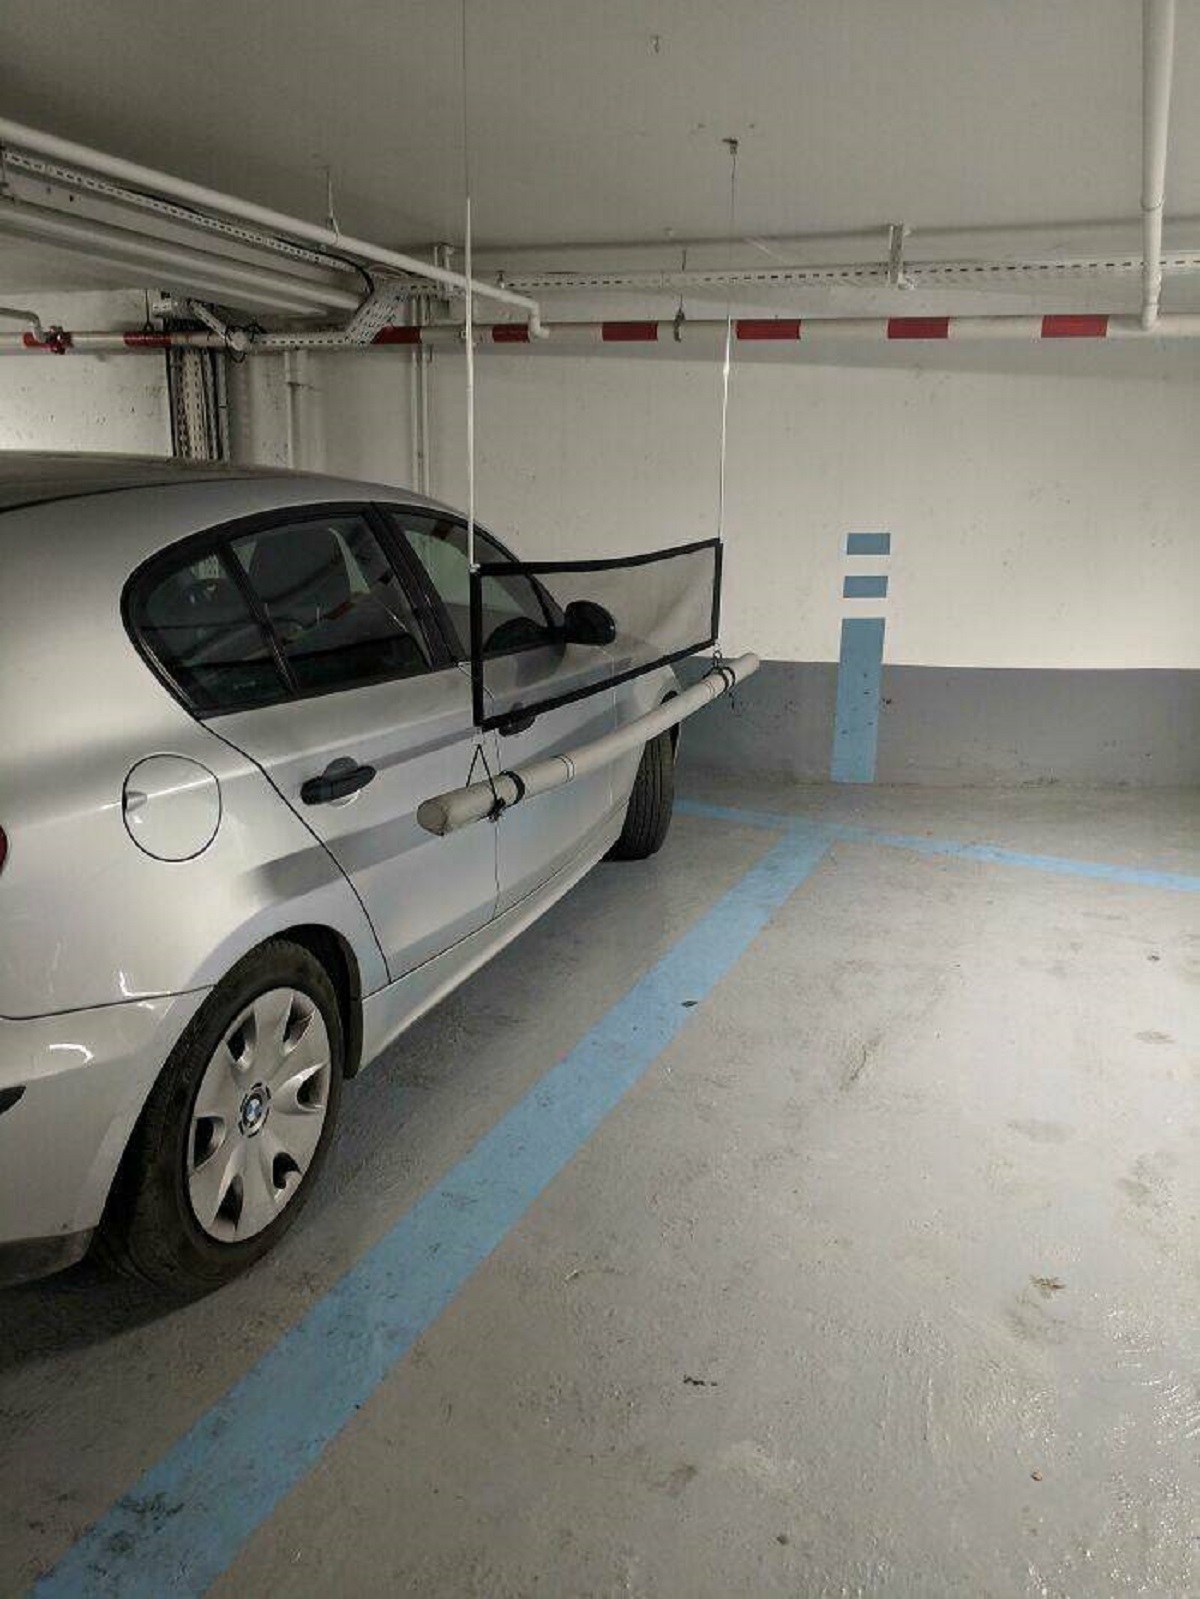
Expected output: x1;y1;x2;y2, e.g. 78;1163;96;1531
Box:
382;507;619;915
158;506;500;980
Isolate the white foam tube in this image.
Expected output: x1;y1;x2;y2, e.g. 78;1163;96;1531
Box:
0;116;546;333
1142;0;1177;330
417;653;760;837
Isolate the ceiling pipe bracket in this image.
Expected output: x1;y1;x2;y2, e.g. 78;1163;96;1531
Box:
887;223;912;290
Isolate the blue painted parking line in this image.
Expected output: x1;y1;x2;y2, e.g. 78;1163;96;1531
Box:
835;825;1200;893
830;616;886;784
677;799;1200;894
677;799;797;833
33;825;834;1599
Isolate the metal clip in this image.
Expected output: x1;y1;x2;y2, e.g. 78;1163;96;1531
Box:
888;223;912;290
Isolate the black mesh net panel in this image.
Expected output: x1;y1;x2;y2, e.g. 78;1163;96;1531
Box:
468;538;721;730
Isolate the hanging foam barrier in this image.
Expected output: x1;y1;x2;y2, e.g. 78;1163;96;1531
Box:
418;653;760;836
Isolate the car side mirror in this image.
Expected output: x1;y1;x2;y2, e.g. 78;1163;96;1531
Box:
561;599;617;646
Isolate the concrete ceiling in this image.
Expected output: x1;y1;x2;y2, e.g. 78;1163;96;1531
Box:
1;0;1197;258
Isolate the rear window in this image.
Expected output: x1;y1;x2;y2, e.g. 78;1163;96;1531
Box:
229;515;432;694
131;550;288;714
126;507;439;715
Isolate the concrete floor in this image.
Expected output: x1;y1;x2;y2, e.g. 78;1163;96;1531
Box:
2;780;1197;1597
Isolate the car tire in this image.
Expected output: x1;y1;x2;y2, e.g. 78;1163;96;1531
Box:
98;939;344;1297
607;729;675;861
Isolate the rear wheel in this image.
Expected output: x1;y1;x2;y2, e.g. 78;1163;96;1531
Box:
99;940;343;1297
607;729;675;861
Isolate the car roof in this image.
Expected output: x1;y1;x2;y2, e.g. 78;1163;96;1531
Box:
0;451;448;515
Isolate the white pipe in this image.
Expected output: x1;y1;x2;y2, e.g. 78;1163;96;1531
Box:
0;305;46;338
0;116;546;334
0;330;225;352
1142;0;1177;329
417;653;760;837
419;345;432;495
0;205;359;315
408;341;421;489
283;351;300;468
9;312;1200;358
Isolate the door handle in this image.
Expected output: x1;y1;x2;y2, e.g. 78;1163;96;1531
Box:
300;760;377;805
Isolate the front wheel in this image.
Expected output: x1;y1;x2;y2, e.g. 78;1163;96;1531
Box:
607;729;675;861
99;939;343;1296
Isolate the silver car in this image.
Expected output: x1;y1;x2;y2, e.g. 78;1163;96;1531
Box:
0;454;678;1294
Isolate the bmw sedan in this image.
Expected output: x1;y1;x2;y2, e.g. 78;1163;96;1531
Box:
0;454;678;1295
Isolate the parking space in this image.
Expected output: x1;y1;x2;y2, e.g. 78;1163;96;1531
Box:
5;784;1195;1596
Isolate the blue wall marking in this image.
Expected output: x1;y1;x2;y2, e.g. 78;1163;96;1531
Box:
34;826;834;1599
676;799;1200;894
843;574;889;599
831;616;886;784
845;532;891;556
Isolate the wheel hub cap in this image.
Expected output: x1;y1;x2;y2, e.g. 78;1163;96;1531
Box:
238;1084;271;1136
186;986;332;1244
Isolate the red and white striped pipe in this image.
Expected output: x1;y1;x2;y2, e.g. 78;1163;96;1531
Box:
5;313;1200;355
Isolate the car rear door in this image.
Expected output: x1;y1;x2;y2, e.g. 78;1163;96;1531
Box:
134;504;499;980
381;507;619;915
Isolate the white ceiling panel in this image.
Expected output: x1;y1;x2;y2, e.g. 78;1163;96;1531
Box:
1;0;1195;254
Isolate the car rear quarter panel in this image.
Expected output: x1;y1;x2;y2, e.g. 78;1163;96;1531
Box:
0;492;388;1018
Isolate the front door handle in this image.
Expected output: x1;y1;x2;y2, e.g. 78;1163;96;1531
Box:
300;759;376;806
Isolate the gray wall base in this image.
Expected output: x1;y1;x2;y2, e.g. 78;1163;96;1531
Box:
677;660;1200;786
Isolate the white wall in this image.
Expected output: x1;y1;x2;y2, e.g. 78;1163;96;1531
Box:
3;314;1197;675
413;353;1200;672
0;292;170;455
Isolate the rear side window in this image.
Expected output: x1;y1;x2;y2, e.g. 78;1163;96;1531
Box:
230;515;432;694
127;508;438;716
132;552;288;713
387;510;558;658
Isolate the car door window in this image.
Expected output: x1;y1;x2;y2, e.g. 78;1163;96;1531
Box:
131;550;289;714
385;510;558;659
230;514;434;695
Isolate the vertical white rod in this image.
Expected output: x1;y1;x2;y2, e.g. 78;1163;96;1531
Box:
716;307;733;543
716;138;738;547
465;194;476;567
408;292;421;489
461;0;476;567
1142;0;1176;329
283;350;297;468
420;347;432;496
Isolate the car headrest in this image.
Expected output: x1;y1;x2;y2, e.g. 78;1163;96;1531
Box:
248;525;352;628
144;572;251;661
